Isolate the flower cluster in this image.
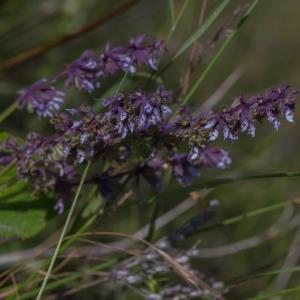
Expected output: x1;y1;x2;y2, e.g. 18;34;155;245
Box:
1;82;298;210
17;35;166;117
18;79;65;118
1;34;298;212
174;84;298;160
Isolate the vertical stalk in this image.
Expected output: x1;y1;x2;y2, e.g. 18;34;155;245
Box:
36;161;91;300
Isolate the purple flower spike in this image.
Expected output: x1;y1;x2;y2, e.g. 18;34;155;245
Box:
65;49;101;93
17;79;65;118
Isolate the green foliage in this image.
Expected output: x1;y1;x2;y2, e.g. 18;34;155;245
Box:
0;159;53;239
0;192;53;239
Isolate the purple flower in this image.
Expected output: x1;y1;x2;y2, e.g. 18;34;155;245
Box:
99;45;134;75
195;84;298;146
130;87;172;131
18;79;65;118
65;49;101;93
169;154;200;186
127;35;166;70
200;147;231;169
5;82;298;202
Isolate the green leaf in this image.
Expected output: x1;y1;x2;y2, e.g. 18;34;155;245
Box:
0;192;54;239
171;0;230;61
0;179;27;199
0;167;16;185
0;101;18;123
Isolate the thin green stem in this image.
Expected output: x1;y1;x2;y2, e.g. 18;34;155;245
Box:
145;197;160;242
0;101;18;123
176;0;259;115
146;0;191;88
246;285;300;300
168;0;175;26
21;260;116;300
115;72;128;95
36;161;91;300
196;201;290;235
166;0;191;44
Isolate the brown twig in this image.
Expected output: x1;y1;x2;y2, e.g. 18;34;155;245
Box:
0;0;139;71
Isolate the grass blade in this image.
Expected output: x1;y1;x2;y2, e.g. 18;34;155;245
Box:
246;285;300;300
180;0;259;109
168;0;175;26
166;0;191;44
158;170;300;203
36;161;91;300
0;101;18;124
172;0;230;61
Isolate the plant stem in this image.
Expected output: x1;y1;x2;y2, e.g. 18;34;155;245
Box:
176;0;260;114
115;72;128;95
0;101;18;123
146;197;160;242
36;161;91;300
166;0;191;44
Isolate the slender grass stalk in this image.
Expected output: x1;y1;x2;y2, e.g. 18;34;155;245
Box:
223;201;289;226
166;0;190;44
246;285;300;300
258;265;300;277
0;101;18;123
115;72;128;95
145;0;191;88
168;0;175;26
145;197;160;242
196;201;290;236
160;170;300;203
21;260;116;300
177;0;260;114
36;161;91;300
171;0;230;62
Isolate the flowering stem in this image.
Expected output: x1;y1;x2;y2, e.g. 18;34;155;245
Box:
36;161;91;300
0;101;18;123
176;0;260;114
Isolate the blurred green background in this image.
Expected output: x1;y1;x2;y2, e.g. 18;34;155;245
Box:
1;0;300;299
